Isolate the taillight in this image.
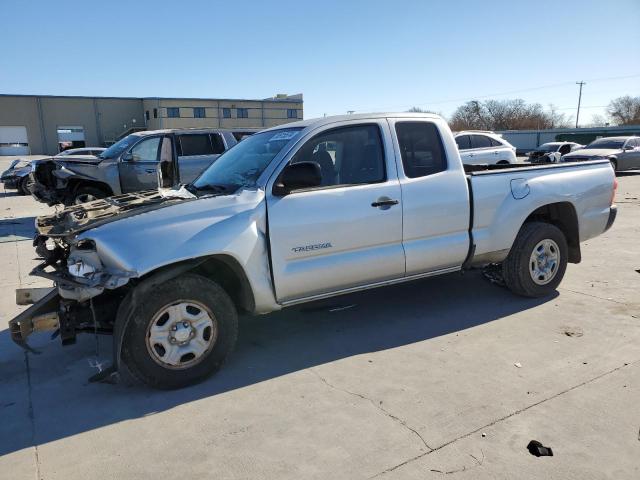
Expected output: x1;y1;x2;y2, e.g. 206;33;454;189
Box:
611;177;618;206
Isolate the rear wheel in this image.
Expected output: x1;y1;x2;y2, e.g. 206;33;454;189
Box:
502;221;568;298
121;274;238;389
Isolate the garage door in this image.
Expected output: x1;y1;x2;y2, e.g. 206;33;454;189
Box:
0;126;29;155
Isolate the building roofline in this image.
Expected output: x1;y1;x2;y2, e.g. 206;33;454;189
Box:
0;93;303;103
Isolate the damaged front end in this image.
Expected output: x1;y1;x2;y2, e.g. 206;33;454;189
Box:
8;191;176;350
29;157;103;205
9;235;131;350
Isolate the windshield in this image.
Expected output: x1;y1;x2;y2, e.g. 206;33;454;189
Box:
584;139;625;150
191;128;303;192
99;134;140;159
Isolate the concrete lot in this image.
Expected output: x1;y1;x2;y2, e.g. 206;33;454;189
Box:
0;156;638;479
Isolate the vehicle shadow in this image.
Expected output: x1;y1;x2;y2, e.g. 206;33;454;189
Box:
0;191;20;198
0;270;557;456
0;216;36;242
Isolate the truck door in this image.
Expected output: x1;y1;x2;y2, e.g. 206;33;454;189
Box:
119;136;161;192
176;133;225;184
390;119;471;275
266;121;405;303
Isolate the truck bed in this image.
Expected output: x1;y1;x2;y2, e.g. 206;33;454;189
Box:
466;159;614;265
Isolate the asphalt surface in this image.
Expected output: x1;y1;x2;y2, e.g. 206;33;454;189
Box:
0;156;638;479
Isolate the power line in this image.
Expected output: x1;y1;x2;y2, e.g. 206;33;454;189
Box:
344;73;640;113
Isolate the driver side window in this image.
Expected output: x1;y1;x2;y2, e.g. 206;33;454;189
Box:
290;124;385;188
130;137;161;162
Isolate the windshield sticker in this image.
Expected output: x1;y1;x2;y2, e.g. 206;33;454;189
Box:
270;131;299;142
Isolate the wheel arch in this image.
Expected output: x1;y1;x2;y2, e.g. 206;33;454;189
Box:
522;201;580;263
137;255;256;314
67;178;114;197
113;254;255;377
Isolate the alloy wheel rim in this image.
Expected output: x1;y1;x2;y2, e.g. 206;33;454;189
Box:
529;239;560;285
145;300;218;369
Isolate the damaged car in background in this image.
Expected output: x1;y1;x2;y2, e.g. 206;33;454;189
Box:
9;112;618;389
29;128;240;205
526;142;583;164
1;148;106;195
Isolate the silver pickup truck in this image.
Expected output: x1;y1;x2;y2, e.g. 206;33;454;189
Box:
29;128;239;205
9;113;617;389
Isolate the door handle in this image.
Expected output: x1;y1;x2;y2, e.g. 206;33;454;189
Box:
371;199;399;208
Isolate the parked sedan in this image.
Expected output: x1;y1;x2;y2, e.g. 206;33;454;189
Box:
527;142;583;163
454;131;517;165
562;136;640;172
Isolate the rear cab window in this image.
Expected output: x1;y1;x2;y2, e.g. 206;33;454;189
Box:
395;122;447;178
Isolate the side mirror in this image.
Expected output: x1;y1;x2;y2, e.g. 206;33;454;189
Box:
273;161;322;196
623;145;634;151
122;152;134;161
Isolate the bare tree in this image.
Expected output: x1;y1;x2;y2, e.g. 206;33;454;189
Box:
449;99;571;131
585;113;608;127
606;96;640;125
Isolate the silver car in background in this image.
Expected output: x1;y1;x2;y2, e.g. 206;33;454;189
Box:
562;136;640;172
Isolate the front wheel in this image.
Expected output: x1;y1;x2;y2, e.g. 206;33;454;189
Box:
18;176;30;195
69;185;108;205
121;274;238;389
502;221;568;298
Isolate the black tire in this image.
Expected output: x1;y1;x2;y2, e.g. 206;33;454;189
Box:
609;159;617;173
69;185;108;205
121;273;238;389
502;221;568;298
17;176;30;195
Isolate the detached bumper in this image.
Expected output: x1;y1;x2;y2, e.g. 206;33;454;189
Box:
8;289;60;348
604;205;617;232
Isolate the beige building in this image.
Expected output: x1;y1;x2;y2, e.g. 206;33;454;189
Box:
0;93;303;155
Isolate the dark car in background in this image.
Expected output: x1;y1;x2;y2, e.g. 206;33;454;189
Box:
527;142;583;163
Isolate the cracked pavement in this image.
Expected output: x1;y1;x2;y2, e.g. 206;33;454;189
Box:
0;157;639;479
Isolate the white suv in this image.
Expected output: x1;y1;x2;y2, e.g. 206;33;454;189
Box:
454;131;517;165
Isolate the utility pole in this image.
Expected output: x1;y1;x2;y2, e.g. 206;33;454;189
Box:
575;81;586;128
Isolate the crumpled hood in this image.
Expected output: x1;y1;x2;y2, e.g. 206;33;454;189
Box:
54;155;103;165
36;190;184;237
564;148;621;158
75;188;265;275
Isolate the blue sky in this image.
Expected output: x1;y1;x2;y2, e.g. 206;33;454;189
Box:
1;0;639;123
